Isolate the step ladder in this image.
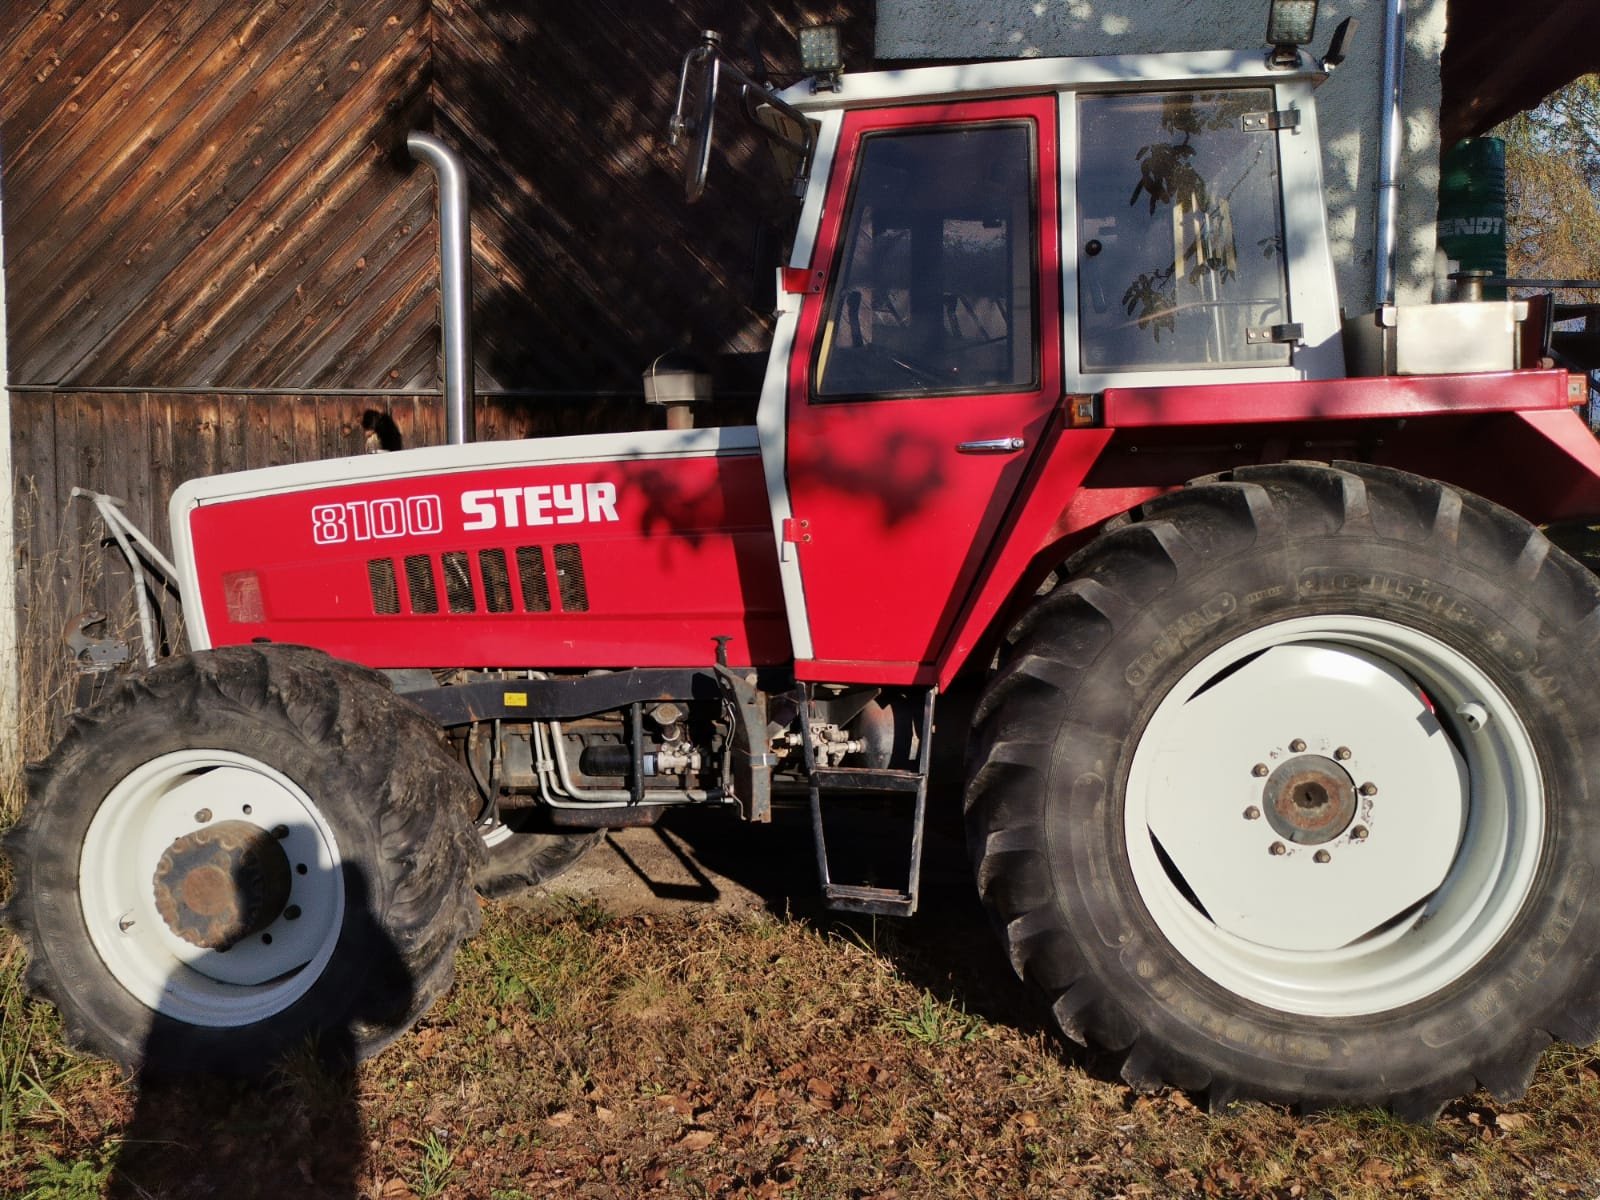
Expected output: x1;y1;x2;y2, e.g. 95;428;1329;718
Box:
803;688;936;917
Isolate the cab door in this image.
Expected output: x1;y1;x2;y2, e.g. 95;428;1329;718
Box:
784;96;1061;681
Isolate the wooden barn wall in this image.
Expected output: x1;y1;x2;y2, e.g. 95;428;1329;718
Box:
2;0;439;391
1;0;870;630
11;392;651;620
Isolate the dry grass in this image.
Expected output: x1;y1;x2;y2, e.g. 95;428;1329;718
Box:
3;898;1600;1199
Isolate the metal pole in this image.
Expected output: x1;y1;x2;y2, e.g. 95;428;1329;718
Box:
406;131;475;445
1373;0;1406;306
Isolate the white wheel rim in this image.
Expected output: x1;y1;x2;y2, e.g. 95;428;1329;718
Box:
1124;615;1543;1017
80;750;345;1028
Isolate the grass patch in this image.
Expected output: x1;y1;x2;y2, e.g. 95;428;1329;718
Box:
406;1130;457;1199
18;1143;117;1200
894;989;981;1047
3;903;1600;1197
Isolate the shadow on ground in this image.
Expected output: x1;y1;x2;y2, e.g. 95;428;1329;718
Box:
528;688;1059;1045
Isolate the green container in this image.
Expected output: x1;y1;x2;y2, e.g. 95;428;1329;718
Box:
1437;137;1507;298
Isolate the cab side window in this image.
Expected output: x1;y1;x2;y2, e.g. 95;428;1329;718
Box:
815;123;1038;399
1077;89;1291;373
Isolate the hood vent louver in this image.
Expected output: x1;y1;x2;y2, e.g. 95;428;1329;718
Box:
368;543;586;616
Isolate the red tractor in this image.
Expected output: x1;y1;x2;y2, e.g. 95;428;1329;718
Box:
9;11;1600;1118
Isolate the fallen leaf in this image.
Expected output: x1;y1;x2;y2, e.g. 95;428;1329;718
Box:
1496;1112;1534;1132
545;1110;574;1128
678;1129;716;1151
654;1093;694;1116
1017;1111;1041;1130
806;1078;838;1110
1358;1158;1394;1183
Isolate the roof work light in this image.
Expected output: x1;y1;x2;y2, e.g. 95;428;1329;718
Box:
1266;0;1319;67
798;25;843;90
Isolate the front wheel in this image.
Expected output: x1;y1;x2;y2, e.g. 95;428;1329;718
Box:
3;646;485;1073
967;462;1600;1116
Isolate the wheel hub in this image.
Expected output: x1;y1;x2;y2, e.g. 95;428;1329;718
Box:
1138;639;1470;952
152;820;292;951
1262;755;1356;845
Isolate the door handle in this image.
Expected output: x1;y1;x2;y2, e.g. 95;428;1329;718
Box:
956;437;1026;454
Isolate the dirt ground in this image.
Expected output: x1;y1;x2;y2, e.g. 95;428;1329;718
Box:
530;688;987;923
532;818;792;917
522;801;972;920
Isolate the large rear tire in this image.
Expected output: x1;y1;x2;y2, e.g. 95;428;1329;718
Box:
475;814;601;900
966;462;1600;1116
3;645;486;1074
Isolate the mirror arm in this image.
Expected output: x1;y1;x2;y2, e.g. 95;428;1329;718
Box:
669;31;819;203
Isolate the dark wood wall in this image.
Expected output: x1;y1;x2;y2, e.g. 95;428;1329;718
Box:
4;0;437;390
1;0;869;625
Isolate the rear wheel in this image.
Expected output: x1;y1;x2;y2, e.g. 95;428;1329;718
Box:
966;462;1600;1116
3;645;485;1073
475;813;601;899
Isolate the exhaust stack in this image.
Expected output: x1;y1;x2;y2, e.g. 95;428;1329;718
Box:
407;131;475;445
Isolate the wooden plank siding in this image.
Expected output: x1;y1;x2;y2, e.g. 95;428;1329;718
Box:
2;0;869;632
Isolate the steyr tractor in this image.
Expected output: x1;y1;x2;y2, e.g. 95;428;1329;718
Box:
9;7;1600;1119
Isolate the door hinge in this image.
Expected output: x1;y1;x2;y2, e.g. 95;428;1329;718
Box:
1241;109;1301;132
781;267;826;295
1246;322;1305;346
781;517;812;564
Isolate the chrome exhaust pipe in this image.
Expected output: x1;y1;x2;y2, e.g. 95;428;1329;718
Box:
1373;0;1405;307
406;131;475;445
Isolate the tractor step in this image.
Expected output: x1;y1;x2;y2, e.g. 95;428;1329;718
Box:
808;767;922;792
821;883;917;917
805;688;936;917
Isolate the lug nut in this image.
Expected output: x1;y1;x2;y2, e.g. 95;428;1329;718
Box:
195;808;212;823
1314;850;1331;864
1335;747;1351;760
1269;841;1287;856
1351;825;1369;840
1289;739;1307;753
1359;782;1378;796
1243;805;1261;821
1252;763;1269;778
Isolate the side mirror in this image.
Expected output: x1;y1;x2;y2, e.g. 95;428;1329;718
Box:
668;31;819;205
668;32;723;204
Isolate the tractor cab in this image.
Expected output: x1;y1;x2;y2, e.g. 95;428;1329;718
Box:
666;15;1353;684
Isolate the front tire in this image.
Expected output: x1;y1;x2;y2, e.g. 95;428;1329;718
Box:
3;646;485;1073
966;462;1600;1116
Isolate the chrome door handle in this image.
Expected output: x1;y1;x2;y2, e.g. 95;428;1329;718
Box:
956;437;1026;454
